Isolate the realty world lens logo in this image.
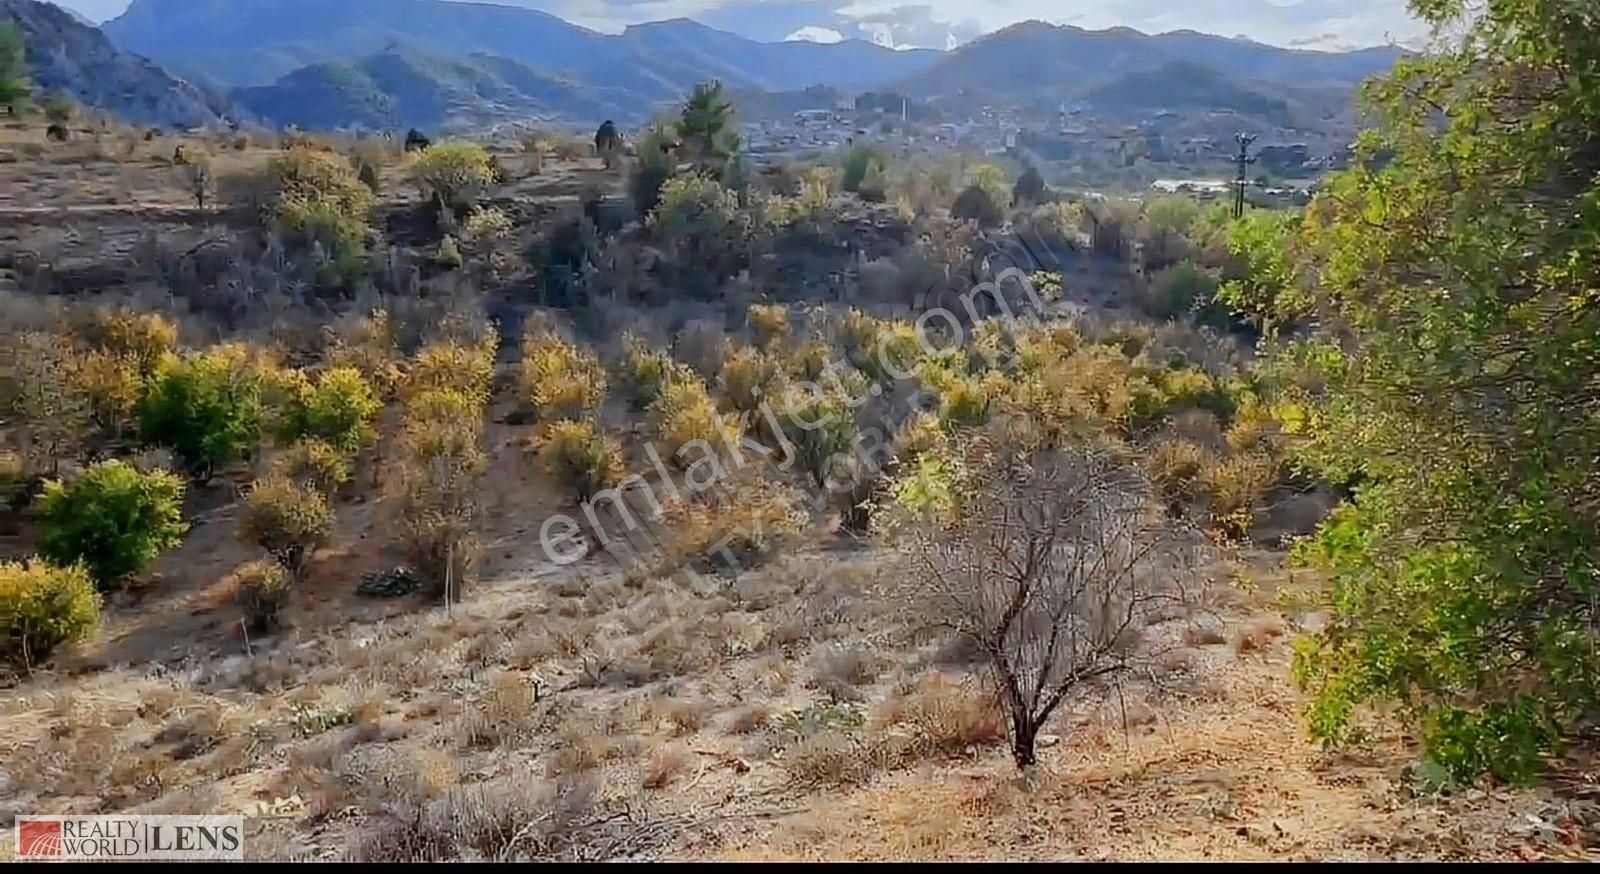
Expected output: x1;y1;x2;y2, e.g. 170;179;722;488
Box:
16;816;244;861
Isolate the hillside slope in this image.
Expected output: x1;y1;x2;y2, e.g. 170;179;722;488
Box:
1;0;232;127
233;48;657;131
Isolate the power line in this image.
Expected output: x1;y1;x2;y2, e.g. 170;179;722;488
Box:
1232;132;1258;219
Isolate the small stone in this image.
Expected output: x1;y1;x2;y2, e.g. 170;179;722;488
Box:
1037;734;1062;749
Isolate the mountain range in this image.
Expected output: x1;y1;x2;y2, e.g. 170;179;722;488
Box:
2;0;230;127
2;0;1406;133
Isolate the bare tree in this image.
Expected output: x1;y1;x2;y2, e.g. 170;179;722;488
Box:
182;157;213;212
902;445;1192;770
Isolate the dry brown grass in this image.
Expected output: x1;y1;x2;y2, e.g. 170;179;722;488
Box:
641;744;692;789
711;632;1578;862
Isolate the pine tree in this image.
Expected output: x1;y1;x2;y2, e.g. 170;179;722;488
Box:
0;22;31;114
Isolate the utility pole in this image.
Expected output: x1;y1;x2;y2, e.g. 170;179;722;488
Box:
1233;132;1258;219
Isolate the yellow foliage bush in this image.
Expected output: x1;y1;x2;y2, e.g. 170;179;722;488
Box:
720;345;784;414
410;142;497;212
1202;452;1279;536
539;419;624;503
82;308;178;375
234;559;293;633
658;475;808;574
787;340;831;382
617;334;683;411
400;389;486;464
1146;438;1211;503
325;309;401;396
462;206;513;244
746;303;790;349
240;474;331;577
70;349;144;433
403;336;497;407
272;438;353;495
518;333;607;422
267;146;373;254
650;375;741;467
893;411;947;464
0;559;101;669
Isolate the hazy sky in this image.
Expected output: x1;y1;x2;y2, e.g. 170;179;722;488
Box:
52;0;1427;51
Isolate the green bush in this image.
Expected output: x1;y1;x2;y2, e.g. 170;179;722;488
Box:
137;344;267;474
649;173;745;253
1145;262;1220;321
841;144;886;194
239;474;331;578
0;560;101;668
278;366;382;454
36;461;187;590
268;146;373;257
951;184;1002;228
779;386;858;489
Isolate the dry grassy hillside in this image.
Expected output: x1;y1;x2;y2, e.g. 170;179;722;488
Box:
0;108;1594;862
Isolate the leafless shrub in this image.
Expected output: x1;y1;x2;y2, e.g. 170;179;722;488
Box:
640;744;691;789
725;706;769;734
806;644;883;703
671;320;729;379
783;729;874;787
898;443;1196;770
1182;622;1228;647
354;775;598;861
871;673;1003;760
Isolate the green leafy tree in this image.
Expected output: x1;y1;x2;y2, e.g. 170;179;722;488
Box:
278;366;382;455
0;22;30;115
1215;208;1301;333
1139;195;1200;269
1280;0;1600;783
37;461;187;590
137;345;267;475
